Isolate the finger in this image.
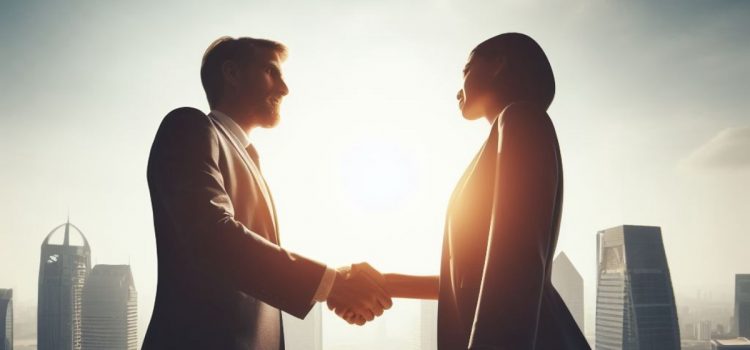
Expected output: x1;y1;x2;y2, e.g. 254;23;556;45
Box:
338;309;356;324
353;305;375;322
343;310;356;322
353;277;392;311
346;308;368;325
368;283;393;310
354;313;367;326
381;294;393;310
364;312;375;322
372;303;384;317
367;301;384;318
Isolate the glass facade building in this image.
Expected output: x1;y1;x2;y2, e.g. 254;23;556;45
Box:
37;221;91;350
0;289;11;350
595;225;680;350
81;265;137;350
736;275;750;338
552;251;585;334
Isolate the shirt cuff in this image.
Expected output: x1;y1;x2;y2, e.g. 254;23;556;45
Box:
312;266;337;303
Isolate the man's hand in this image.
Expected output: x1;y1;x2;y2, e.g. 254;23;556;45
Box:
326;262;393;325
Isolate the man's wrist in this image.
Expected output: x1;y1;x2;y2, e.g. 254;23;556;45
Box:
312;266;337;302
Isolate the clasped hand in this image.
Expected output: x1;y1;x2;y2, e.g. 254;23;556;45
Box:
326;262;392;325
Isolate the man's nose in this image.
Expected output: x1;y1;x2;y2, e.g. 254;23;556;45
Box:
457;89;464;101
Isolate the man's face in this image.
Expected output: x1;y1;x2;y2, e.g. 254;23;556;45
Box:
457;52;498;120
235;48;289;128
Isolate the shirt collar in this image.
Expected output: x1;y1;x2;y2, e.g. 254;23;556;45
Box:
210;109;250;148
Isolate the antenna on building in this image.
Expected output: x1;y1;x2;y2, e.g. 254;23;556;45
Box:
63;211;71;246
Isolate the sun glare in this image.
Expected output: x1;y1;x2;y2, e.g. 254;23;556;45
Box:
335;138;419;212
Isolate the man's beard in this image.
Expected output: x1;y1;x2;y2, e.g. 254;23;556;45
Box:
254;104;281;128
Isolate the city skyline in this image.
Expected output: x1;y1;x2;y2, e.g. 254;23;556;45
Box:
4;219;747;349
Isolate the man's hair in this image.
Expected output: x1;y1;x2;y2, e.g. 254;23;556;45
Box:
472;33;555;110
200;36;288;109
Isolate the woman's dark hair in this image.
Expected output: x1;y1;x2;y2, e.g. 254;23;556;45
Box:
472;33;555;110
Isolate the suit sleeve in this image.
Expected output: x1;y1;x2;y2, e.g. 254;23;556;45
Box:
147;107;326;318
468;106;559;349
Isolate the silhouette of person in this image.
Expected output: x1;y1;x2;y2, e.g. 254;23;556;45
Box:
143;36;391;350
370;33;591;349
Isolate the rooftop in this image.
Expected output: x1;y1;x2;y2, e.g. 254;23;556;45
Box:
712;338;750;346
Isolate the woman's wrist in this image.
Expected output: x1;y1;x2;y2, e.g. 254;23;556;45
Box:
383;273;398;296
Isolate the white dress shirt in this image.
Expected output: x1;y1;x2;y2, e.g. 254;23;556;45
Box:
209;109;336;303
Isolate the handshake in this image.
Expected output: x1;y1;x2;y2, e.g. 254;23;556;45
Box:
325;262;393;326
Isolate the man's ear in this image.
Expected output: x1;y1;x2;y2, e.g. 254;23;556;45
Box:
221;60;240;88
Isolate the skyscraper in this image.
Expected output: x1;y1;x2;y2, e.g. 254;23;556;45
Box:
0;289;12;350
696;320;713;341
282;303;322;350
37;220;91;350
552;251;585;333
81;265;137;350
736;274;750;338
595;225;680;350
420;300;438;350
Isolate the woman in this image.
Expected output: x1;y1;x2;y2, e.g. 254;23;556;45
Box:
374;33;589;349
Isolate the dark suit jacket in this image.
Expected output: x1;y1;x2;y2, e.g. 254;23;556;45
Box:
438;103;590;350
143;107;326;350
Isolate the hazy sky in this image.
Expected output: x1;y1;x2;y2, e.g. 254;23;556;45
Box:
1;0;749;346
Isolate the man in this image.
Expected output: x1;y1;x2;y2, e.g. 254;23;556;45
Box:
143;36;391;350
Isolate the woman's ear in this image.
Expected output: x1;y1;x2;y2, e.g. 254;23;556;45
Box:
492;56;508;78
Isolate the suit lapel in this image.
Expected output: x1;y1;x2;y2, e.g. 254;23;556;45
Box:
207;114;278;239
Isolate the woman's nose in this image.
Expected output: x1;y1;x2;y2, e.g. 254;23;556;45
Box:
457;90;464;101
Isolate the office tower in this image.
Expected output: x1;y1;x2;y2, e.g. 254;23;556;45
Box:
595;225;680;349
282;303;322;350
421;300;438;350
682;322;697;340
711;338;750;349
81;265;137;350
696;320;713;341
0;289;11;350
552;251;585;333
37;220;92;350
735;275;750;338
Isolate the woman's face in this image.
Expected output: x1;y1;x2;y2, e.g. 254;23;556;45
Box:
457;52;503;120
